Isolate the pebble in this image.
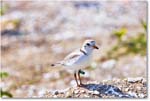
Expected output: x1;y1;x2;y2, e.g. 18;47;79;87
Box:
136;86;141;91
74;90;79;94
93;90;100;95
142;78;146;84
80;89;85;93
127;91;138;97
53;95;57;98
88;91;94;94
83;94;90;98
138;93;145;98
54;91;59;95
88;90;99;95
65;91;72;98
124;88;129;92
127;77;143;83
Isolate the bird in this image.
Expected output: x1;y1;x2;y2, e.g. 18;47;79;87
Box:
51;39;99;87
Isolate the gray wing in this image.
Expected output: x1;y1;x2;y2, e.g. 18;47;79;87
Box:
63;49;82;66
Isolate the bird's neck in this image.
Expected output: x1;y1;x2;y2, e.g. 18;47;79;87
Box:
80;47;92;56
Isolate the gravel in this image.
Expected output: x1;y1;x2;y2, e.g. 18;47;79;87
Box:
42;77;147;98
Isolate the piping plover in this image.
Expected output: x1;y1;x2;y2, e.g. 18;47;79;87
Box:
51;39;99;87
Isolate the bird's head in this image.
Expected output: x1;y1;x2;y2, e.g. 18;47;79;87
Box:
82;39;99;52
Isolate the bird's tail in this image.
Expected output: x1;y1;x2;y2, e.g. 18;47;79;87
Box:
51;61;63;67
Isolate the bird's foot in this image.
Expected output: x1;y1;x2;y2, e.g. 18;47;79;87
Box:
77;83;84;87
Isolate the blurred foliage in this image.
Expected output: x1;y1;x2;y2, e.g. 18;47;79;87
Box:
140;19;147;31
125;33;146;55
0;72;13;98
0;89;13;98
2;19;21;30
11;19;21;28
113;28;127;41
0;72;9;78
0;3;9;16
107;21;146;59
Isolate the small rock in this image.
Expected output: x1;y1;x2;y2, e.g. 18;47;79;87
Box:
64;88;73;98
88;90;99;95
83;94;90;98
127;77;143;83
53;95;57;98
65;91;72;98
54;91;59;95
80;89;85;93
136;86;141;91
138;93;145;98
142;78;146;84
127;91;138;97
74;90;79;94
93;90;100;95
88;90;94;94
124;88;129;92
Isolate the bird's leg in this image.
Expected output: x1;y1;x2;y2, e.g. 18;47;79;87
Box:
74;71;79;86
78;69;85;86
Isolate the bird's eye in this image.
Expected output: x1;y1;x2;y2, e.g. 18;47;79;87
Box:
86;43;90;46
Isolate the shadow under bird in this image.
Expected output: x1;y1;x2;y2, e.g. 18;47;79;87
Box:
51;39;99;87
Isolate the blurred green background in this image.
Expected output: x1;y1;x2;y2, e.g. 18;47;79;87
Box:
1;1;147;98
